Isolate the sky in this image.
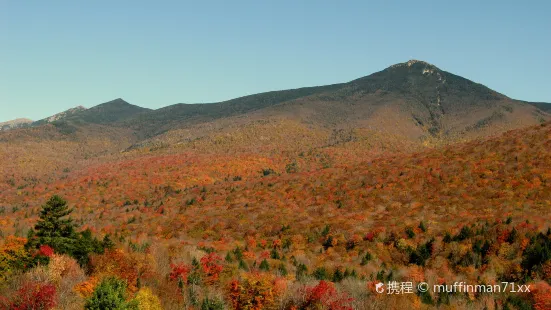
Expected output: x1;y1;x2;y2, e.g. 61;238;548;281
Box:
1;1;550;122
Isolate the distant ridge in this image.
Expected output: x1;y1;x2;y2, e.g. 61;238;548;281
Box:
33;106;87;126
3;60;550;142
0;118;33;131
62;98;152;124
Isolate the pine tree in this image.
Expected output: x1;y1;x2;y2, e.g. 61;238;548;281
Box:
259;259;270;271
26;195;105;266
26;195;79;255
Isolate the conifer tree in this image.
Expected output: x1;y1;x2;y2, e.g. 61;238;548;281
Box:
26;195;78;255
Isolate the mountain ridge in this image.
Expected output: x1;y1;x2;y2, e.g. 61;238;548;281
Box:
2;60;550;145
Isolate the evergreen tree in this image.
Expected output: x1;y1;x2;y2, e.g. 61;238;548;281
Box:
295;263;308;281
259;259;270;271
26;195;79;255
26;195;106;266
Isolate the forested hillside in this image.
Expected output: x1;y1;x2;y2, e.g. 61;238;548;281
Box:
1;120;551;309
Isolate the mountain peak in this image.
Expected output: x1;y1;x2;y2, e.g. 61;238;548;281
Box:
389;59;439;70
98;98;130;106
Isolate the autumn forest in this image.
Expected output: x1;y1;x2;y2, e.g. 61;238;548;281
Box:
2;61;551;310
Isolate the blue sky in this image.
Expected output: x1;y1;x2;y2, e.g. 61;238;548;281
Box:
1;1;550;122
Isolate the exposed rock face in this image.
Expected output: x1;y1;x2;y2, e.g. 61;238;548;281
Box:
44;106;87;123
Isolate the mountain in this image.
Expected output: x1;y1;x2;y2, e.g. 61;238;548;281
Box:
0;118;33;131
526;101;551;112
122;83;345;137
4;60;550;147
2;61;551;309
62;98;152;124
32;106;87;126
120;60;548;141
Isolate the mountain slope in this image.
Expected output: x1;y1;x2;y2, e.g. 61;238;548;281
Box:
526;101;551;112
123;83;345;137
119;60;550;143
63;98;152;124
0;118;32;131
32;106;87;126
4;60;550;147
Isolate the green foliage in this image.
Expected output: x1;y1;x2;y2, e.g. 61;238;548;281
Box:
504;295;533;310
507;228;518;243
454;226;473;241
85;277;138;310
443;232;452;243
332;268;344;282
296;263;308;281
405;227;416;239
261;168;276;176
225;252;233;263
321;225;330;237
409;238;434;266
270;248;280;259
278;264;288;276
418;288;433;305
73;229;106;266
259;259;270;271
360;251;372;266
418;221;427;233
521;232;551;275
103;234;115;249
313;267;328;280
238;260;248;271
26;195;79;254
25;195;106;267
200;297;225;310
233;247;243;260
322;236;334;250
285;162;299;173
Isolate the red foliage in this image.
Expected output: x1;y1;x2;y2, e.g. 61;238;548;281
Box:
37;245;54;258
497;230;510;244
200;253;223;283
532;281;551;310
169;263;191;283
259;251;270;260
7;282;57;310
363;232;375;242
303;280;354;310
